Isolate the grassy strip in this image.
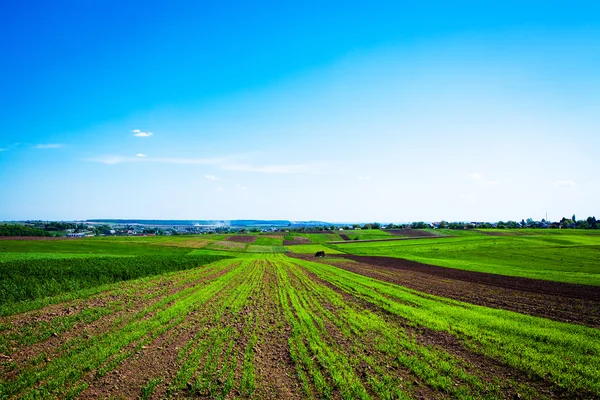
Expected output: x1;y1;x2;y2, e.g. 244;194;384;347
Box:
295;257;600;397
275;256;370;399
0;258;238;398
330;233;600;285
283;256;512;399
0;254;230;307
169;258;264;398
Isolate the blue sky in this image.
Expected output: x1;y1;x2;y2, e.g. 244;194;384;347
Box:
1;1;599;222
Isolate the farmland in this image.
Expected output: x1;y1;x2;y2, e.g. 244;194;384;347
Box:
1;231;599;399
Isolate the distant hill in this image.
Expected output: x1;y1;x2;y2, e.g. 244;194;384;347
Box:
85;219;322;227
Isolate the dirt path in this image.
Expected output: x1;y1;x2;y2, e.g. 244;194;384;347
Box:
290;254;600;328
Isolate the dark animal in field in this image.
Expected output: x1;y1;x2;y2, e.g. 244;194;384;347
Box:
315;251;325;257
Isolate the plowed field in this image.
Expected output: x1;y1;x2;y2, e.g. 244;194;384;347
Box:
1;254;599;399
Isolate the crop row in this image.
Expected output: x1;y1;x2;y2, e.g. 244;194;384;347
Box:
0;254;230;310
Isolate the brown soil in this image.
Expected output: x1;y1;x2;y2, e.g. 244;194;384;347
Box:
253;261;302;399
283;237;310;245
0;264;234;384
292;259;572;400
292;254;600;328
226;235;257;243
330;236;452;244
338;234;351;240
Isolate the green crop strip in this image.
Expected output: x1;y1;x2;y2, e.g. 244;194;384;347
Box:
0;254;231;309
331;233;600;285
277;255;512;399
294;257;600;397
2;251;598;399
0;258;238;399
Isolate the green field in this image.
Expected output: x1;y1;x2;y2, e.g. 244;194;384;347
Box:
331;230;600;285
0;232;599;398
337;229;394;241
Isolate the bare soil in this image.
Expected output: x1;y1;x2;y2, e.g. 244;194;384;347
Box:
226;235;257;243
283;237;310;245
292;254;600;328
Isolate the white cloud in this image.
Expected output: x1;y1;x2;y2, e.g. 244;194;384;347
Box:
132;129;153;137
236;184;249;191
555;180;577;187
86;155;226;165
217;187;225;192
468;173;483;181
357;175;372;181
136;153;148;157
205;174;221;181
222;163;310;174
35;144;63;149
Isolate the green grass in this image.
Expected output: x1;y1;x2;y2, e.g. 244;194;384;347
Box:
338;229;393;241
2;233;600;398
303;233;343;243
285;244;344;255
253;236;284;245
0;238;191;256
0;252;132;262
331;231;600;285
246;245;288;253
0;254;230;309
292;256;600;397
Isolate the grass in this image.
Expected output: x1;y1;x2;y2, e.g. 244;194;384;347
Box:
338;229;393;241
291;256;600;397
331;231;600;285
284;244;344;255
253;236;284;246
0;238;191;256
0;254;230;309
2;233;599;398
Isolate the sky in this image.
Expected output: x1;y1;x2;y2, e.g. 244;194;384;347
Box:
1;1;599;222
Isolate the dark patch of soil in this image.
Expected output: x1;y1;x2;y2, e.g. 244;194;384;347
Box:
384;229;438;237
338;234;351;241
291;260;566;400
283;237;310;246
226;235;257;243
253;261;302;399
330;236;452;244
293;254;600;328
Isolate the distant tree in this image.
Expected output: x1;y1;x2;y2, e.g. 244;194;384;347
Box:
371;222;381;229
587;216;598;229
0;224;51;237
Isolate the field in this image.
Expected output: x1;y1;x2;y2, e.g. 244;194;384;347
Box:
331;230;600;286
1;231;599;399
